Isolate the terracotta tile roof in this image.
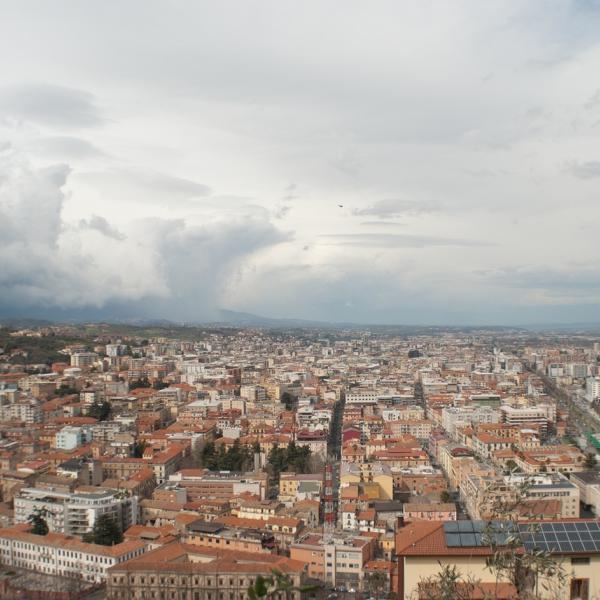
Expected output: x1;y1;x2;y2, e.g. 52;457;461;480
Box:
0;526;146;557
396;521;493;557
109;541;306;574
218;515;302;529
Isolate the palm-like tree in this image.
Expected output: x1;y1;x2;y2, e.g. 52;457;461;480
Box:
364;570;388;598
248;569;319;600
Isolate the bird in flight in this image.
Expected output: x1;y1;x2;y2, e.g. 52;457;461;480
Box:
338;204;344;208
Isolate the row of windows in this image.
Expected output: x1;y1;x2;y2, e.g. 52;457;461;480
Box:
111;591;297;600
114;576;253;587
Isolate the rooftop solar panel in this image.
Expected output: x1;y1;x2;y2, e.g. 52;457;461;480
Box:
519;521;600;554
457;521;474;533
445;521;600;554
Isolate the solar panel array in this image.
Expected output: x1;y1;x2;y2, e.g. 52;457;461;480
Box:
442;521;600;553
443;521;517;548
519;521;600;554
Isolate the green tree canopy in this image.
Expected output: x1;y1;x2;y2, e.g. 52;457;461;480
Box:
83;514;123;546
88;399;111;421
27;508;49;536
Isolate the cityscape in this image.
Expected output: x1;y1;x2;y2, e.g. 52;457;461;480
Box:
3;2;600;599
0;324;600;598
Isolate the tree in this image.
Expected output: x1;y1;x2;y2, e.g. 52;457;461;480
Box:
27;508;49;536
200;440;255;472
481;477;567;599
439;490;452;503
88;399;111;421
584;453;596;468
364;570;388;598
83;514;123;546
132;440;148;458
129;377;151;390
423;476;568;600
56;384;79;397
505;459;521;473
280;392;295;411
418;564;475;600
247;569;318;600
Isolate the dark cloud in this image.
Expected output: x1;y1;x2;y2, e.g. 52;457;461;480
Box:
0;152;288;318
475;266;600;294
0;83;103;127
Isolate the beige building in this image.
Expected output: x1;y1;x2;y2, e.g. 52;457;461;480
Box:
340;462;393;500
396;519;600;600
107;541;307;600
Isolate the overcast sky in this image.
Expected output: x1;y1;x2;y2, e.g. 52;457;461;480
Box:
1;1;600;325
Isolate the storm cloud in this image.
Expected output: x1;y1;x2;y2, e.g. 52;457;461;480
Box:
1;1;600;324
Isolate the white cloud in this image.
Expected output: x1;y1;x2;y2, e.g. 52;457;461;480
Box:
0;150;288;318
1;2;600;323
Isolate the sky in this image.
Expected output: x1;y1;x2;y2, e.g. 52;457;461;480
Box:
1;1;600;326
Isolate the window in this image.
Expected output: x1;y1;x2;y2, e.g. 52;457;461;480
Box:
571;578;589;600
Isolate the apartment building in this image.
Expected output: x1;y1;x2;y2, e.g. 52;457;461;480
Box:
0;399;42;424
168;469;267;501
403;502;457;521
70;352;98;368
500;403;555;434
55;425;92;449
441;405;500;439
340;462;393;501
184;520;275;554
514;473;580;518
571;471;600;515
279;472;322;505
345;389;378;405
101;444;184;484
14;487;138;536
290;532;374;590
515;445;586;474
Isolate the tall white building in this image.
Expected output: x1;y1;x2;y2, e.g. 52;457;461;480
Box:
441;405;500;439
70;352;98;368
55;425;92;450
587;377;600;403
14;487;138;536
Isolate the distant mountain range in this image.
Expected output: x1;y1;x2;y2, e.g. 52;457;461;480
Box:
212;310;525;332
0;317;55;328
212;309;350;328
2;310;600;332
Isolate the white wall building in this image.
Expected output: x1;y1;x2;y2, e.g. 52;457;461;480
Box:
0;527;145;583
14;488;138;536
586;377;600;403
